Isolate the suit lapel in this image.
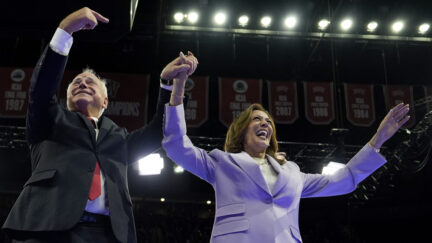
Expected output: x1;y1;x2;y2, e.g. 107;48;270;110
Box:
96;116;111;144
78;113;111;144
78;113;97;146
267;155;288;196
229;152;271;195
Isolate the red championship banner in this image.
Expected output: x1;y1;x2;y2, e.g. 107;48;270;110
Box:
267;80;298;124
303;81;335;124
0;68;32;118
59;71;149;131
423;86;432;112
344;83;376;127
219;78;262;127
383;85;415;127
184;76;209;127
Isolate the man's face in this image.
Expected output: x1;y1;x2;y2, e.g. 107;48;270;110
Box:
66;72;108;117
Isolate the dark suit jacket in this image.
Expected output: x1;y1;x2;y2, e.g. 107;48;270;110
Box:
2;46;170;243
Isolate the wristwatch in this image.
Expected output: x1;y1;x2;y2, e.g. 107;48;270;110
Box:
160;77;173;86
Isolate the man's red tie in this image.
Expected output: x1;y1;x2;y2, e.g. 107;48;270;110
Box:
87;117;101;201
89;162;101;200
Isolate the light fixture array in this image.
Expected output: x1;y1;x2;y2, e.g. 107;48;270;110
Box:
170;11;430;37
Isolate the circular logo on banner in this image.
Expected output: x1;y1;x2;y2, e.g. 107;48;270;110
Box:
11;69;25;82
185;78;195;91
233;80;248;93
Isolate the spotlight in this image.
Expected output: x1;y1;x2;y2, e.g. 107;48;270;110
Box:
391;21;404;33
284;16;297;29
340;19;353;31
367;21;378;32
173;12;184;23
187;11;199;24
260;16;272;28
214;12;227;25
173;165;184;174
318;19;330;30
160;198;165;202
418;23;430;34
238;15;249;27
206;200;212;205
322;161;345;175
138;153;164;175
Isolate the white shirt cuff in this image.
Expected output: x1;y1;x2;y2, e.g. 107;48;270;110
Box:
49;28;73;56
160;83;173;91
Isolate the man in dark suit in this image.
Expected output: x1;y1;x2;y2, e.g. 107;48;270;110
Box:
2;7;197;243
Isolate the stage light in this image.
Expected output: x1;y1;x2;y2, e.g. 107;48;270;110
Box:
318;19;330;30
160;198;165;202
391;21;404;33
322;161;345;175
187;11;199;24
173;12;185;23
138;153;164;175
214;12;227;25
174;165;184;174
260;16;272;28
284;16;297;29
238;15;249;27
367;21;378;32
206;200;212;205
340;19;353;31
418;23;430;34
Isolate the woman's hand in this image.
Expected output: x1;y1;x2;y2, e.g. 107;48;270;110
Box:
368;103;410;150
164;51;198;106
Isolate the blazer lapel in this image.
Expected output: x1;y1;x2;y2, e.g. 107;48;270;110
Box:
96;116;111;144
229;152;271;195
78;113;97;146
267;155;288;197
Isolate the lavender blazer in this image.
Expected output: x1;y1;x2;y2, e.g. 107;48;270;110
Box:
162;104;386;243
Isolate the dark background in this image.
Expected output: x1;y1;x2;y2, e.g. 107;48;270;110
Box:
1;0;432;242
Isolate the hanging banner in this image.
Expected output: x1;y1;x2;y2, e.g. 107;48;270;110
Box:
219;77;262;127
267;80;298;124
344;83;376;127
423;86;432;112
184;76;209;127
59;71;149;131
383;85;415;127
0;68;32;118
303;81;335;125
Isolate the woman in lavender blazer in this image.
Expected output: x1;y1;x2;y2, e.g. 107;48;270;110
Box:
162;62;410;243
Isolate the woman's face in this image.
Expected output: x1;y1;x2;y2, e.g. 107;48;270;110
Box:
243;110;274;156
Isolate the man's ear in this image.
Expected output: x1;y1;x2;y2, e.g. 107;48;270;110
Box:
102;97;109;109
